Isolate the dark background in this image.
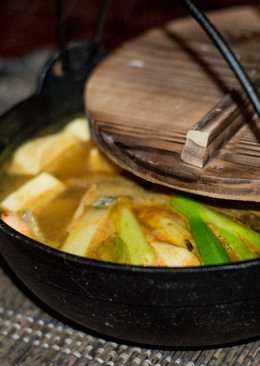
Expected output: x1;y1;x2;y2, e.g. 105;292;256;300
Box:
0;0;258;57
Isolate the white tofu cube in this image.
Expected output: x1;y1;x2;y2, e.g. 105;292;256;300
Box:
64;117;90;142
1;173;66;213
62;208;110;257
87;148;118;174
7;118;90;176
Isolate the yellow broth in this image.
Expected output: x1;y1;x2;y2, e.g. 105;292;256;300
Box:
0;117;260;267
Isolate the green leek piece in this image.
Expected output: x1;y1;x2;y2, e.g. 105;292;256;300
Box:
170;196;259;263
204;208;260;253
215;227;256;261
97;238;130;264
189;217;230;265
117;206;156;266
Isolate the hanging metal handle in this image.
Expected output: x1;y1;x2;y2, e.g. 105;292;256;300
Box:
56;0;69;73
56;0;111;73
94;0;112;45
36;0;111;94
181;0;260;117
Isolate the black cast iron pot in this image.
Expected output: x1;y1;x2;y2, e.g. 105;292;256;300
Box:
0;44;260;348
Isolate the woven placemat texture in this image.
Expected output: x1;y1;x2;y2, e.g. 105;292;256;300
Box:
0;49;260;366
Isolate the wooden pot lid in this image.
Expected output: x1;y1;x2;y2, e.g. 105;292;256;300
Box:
86;6;260;202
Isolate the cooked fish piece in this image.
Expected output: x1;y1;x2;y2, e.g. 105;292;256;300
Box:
139;208;193;248
1;212;32;237
151;241;200;267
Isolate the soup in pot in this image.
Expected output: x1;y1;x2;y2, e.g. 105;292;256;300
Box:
1;116;260;267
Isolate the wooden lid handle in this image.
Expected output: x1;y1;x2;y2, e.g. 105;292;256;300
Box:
181;91;253;167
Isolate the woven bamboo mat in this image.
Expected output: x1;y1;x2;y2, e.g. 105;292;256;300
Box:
0;48;260;366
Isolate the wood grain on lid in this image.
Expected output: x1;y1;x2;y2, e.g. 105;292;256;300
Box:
86;6;260;201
